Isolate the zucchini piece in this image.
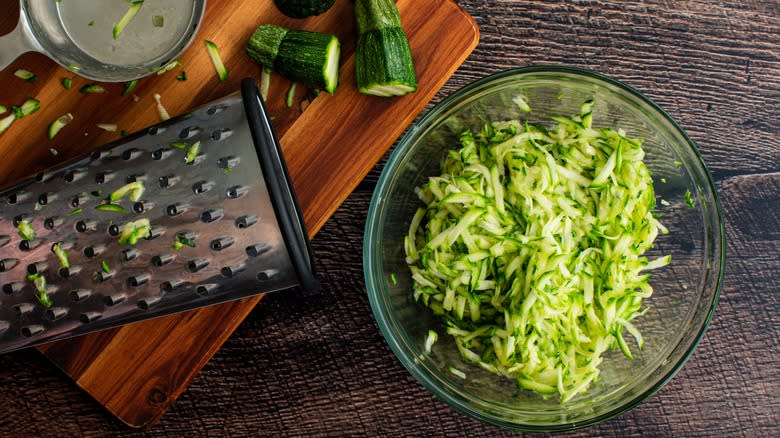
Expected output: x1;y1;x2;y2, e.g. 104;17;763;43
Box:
355;27;417;97
0;105;6;114
247;24;288;68
204;40;228;82
48;113;74;140
354;0;417;97
184;141;201;164
156;59;181;75
61;77;73;89
122;80;138;96
176;71;188;81
27;273;52;308
80;83;107;94
113;0;144;39
118;219;151;245
17;220;35;241
260;66;272;101
247;25;340;94
273;0;335;18
14;69;37;83
13;98;40;118
97;123;118;132
96;203;127;213
0;114;15;134
286;82;297;107
110;181;145;202
52;242;70;269
153;93;170;121
152;15;164;27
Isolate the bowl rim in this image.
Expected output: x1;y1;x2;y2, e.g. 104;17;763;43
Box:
363;65;725;432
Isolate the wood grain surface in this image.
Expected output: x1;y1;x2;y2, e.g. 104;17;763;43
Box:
1;0;779;437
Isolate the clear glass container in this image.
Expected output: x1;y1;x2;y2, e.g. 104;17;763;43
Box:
363;66;725;432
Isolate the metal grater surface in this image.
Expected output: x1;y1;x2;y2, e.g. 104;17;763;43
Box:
0;79;317;354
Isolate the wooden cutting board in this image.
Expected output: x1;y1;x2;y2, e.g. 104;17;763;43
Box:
0;0;478;429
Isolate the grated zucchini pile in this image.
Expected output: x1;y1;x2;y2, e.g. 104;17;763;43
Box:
404;99;670;402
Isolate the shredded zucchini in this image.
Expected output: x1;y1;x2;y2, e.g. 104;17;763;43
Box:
204;40;228;82
52;242;70;269
153;93;170;121
405;100;670;402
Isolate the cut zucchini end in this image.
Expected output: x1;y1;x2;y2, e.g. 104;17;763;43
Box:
48;113;74;140
322;36;341;94
359;82;417;97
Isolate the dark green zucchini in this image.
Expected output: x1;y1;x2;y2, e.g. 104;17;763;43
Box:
247;24;341;94
273;0;335;18
354;0;417;97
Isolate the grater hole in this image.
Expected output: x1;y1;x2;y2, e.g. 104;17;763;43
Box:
160;279;184;293
38;192;57;205
21;325;44;337
108;224;121;236
257;269;280;281
246;243;272;257
133;201;154;214
192;181;215;195
93;270;114;282
200;208;224;223
79;312;101;323
221;264;246;278
235;215;258;229
69;289;91;302
127;274;150;287
34;172;45;182
90;150;109;160
20;239;44;251
187;258;209;273
45;216;64;230
165;203;189;216
126;173;147;183
121;148;143;160
8;191;30;204
138;297;162;310
95;171;115;184
0;258;19;272
46;307;68;321
0;235;10;247
159;175;180;189
26;262;47;275
121;248;138;262
152;148;173;161
211;237;234;251
206;105;226;115
217;156;240;169
211;128;232;141
226;186;249;199
104;294;126;306
148;126;164;136
84;244;105;258
196;284;218;295
64;169;87;183
76;220;98;233
70;193;88;207
13;303;35;317
179;126;201;139
59;265;82;278
146;226;164;240
151;254;175;267
2;282;24;295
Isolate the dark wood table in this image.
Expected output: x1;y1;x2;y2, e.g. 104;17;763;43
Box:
1;1;778;436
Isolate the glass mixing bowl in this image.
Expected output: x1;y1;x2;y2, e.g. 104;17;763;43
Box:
363;66;725;432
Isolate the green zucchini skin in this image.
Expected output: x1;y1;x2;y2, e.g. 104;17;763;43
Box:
274;0;336;18
355;0;417;96
247;24;288;68
247;25;341;94
356;27;417;96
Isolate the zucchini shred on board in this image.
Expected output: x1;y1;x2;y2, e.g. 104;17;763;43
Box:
404;99;670;402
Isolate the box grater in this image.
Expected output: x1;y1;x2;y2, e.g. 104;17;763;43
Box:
0;78;318;354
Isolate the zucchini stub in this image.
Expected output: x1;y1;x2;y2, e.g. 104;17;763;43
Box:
354;0;417;97
247;24;341;94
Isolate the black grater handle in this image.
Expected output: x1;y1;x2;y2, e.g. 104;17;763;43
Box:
241;78;319;292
